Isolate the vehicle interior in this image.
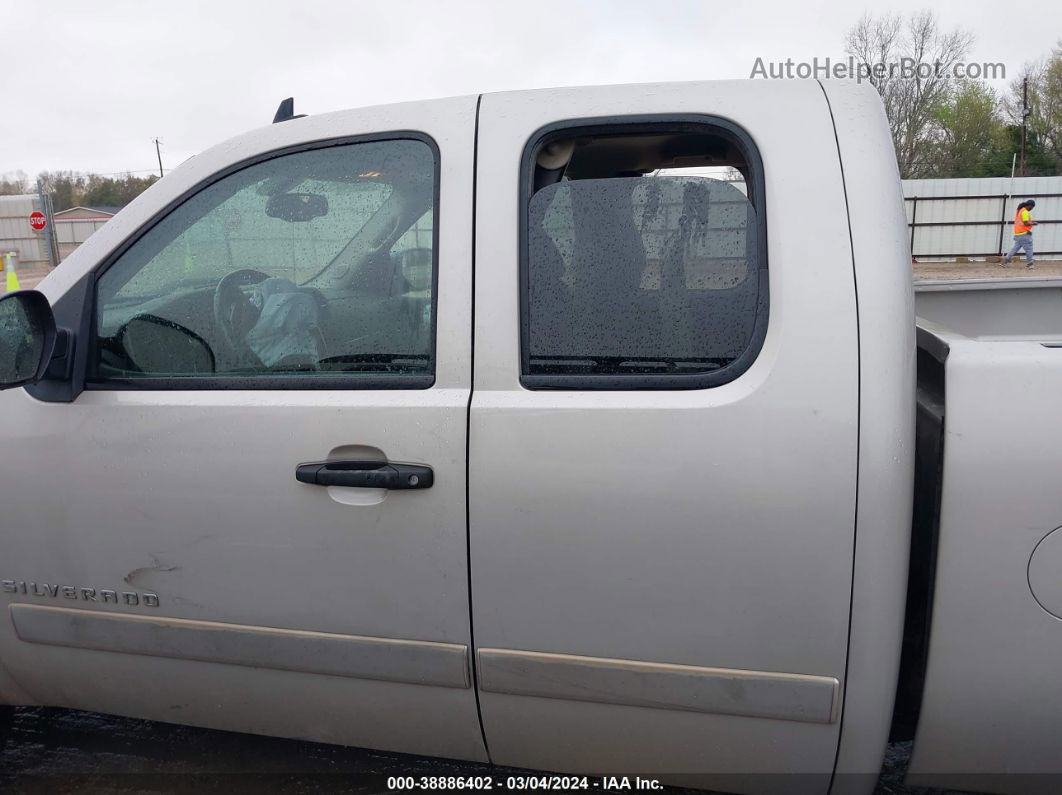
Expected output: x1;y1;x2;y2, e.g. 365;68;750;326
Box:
524;125;764;378
91;139;436;380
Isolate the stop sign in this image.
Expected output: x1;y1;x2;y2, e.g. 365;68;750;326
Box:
29;211;46;231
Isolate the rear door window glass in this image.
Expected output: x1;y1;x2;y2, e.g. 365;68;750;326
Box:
522;123;766;390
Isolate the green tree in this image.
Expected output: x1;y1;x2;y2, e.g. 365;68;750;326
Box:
37;171;88;212
1004;42;1062;175
930;81;1011;177
87;173;158;207
35;171;159;211
996;125;1056;177
1043;45;1062;167
82;174;124;208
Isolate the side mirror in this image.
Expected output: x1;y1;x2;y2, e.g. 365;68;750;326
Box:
0;291;57;390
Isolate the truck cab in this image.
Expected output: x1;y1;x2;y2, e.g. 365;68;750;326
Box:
1;79;917;795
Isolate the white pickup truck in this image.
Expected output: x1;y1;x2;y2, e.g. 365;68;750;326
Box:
0;79;1058;795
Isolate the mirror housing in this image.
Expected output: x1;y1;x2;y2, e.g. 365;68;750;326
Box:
0;290;58;390
266;192;329;222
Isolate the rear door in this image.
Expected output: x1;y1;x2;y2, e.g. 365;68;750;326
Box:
470;81;859;793
0;97;486;762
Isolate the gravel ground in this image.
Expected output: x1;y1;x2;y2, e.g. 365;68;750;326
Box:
913;258;1062;281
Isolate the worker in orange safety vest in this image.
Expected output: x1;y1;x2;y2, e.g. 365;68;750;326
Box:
1001;199;1037;268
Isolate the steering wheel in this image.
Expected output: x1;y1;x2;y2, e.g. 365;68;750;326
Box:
213;269;269;369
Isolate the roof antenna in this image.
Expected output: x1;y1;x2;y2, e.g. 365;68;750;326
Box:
272;97;306;124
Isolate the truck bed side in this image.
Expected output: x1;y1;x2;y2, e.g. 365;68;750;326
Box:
908;279;1062;794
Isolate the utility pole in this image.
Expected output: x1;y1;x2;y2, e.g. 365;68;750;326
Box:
1019;77;1028;177
154;138;164;178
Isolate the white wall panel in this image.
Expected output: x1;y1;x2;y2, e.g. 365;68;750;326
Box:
904;176;1062;260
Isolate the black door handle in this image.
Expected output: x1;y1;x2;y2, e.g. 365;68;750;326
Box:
295;460;433;490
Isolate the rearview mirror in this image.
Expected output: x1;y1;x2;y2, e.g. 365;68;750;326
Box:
266;192;329;222
0;291;57;389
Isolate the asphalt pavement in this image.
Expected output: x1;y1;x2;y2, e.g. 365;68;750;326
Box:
0;706;960;795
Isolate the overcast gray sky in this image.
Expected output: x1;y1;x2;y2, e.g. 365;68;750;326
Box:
2;0;1059;180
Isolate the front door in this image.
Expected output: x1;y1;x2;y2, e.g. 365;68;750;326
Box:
0;96;485;762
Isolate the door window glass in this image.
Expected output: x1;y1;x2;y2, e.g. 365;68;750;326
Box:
523;123;766;389
92;138;437;386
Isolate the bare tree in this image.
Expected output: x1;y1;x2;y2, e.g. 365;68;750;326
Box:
845;11;974;177
931;81;1009;177
0;171;31;196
